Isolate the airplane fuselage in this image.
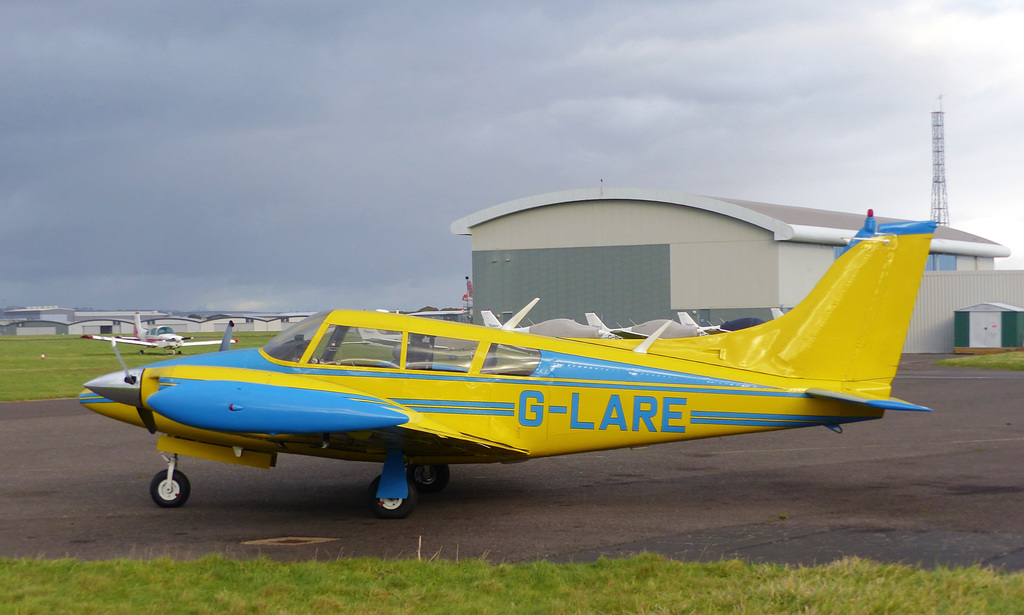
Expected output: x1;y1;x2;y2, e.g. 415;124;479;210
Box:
82;310;881;466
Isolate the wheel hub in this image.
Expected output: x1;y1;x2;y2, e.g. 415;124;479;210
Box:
158;480;180;499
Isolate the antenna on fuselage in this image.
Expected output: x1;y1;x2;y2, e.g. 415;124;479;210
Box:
502;298;540;330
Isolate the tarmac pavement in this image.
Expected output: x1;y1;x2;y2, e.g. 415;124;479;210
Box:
1;354;1022;568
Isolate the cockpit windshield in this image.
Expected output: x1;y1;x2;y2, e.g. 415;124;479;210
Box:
261;311;541;376
262;311;330;362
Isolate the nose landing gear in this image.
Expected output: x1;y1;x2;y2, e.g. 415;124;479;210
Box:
150;454;190;508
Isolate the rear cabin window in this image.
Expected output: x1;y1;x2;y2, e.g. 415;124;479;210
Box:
308;325;401;368
481;344;541;377
405;334;478;372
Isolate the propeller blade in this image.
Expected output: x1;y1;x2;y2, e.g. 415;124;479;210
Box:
108;341;156;433
111;340;135;384
137;405;158;434
219;321;235;352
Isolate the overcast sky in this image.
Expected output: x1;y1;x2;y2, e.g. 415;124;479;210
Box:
3;1;1021;313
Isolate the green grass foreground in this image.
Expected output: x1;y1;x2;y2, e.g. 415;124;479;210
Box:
0;333;274;402
934;351;1024;371
2;554;1023;615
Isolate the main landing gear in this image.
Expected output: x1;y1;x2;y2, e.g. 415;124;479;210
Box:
367;458;451;519
144;453;449;519
408;463;450;493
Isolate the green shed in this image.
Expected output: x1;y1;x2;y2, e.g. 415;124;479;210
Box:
953;303;1024;350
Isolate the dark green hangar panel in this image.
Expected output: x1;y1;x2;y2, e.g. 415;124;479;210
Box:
471;245;670;325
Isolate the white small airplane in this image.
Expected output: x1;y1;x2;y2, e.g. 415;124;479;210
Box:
82;313;236;354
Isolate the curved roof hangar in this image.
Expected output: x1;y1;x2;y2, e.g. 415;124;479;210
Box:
451;188;1009;259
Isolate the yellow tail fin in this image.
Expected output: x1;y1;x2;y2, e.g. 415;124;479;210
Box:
651;214;936;393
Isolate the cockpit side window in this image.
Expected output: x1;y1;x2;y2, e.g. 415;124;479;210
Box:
405;334;478;372
308;325;400;368
480;344;541;377
262;311;329;362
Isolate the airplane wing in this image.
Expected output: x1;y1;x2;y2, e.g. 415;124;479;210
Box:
607;329;646;340
81;335;158;348
178;339;237;347
352;415;530;461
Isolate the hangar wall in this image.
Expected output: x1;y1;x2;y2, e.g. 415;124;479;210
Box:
471;245;670;325
777;243;836;308
469;198;808;324
905;270;1024;353
669;239;778;309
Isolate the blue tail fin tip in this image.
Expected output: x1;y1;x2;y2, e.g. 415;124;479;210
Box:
855;210;936;240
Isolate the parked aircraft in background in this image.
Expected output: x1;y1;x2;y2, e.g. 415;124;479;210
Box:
585;312;700;340
81;312;236;354
81;212;934;518
678;308;786;335
585;309;786;340
480;300;605;338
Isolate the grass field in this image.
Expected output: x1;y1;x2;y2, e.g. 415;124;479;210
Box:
934;351;1024;371
0;333;274;402
2;554;1023;614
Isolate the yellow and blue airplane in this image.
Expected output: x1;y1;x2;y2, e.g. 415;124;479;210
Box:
80;211;935;518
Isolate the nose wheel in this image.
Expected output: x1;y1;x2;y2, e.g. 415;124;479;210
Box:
149;454;191;508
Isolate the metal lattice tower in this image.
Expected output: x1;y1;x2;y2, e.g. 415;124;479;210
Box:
930;99;949;226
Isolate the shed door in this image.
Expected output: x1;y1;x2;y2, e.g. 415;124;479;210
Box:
969;312;1002;348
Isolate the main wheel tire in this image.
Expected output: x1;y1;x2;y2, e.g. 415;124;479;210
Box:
150;469;191;508
407;464;450;493
367;476;418;519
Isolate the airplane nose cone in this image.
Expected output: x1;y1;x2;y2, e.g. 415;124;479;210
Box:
84;368;144;407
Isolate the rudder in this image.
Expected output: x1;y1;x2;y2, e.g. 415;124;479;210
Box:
651;213;936;391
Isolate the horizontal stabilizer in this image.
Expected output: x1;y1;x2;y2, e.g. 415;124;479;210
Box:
805;388;932;412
